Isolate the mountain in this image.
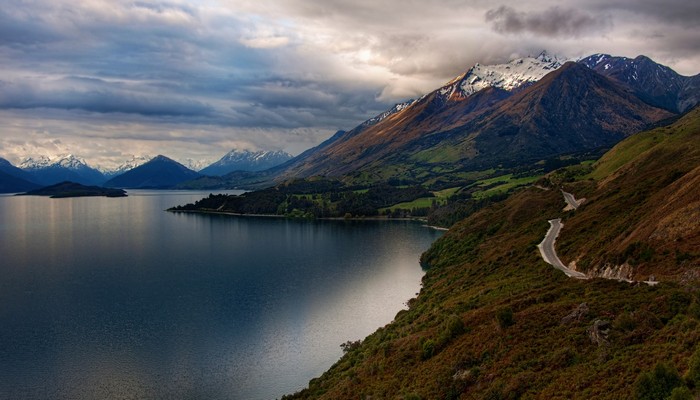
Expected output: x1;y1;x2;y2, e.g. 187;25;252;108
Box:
181;158;211;172
19;154;106;186
104;155;201;188
101;155;153;178
284;107;700;400
579;54;700;113
0;157;37;182
276;61;672;185
0;157;40;193
0;170;40;193
200;149;293;176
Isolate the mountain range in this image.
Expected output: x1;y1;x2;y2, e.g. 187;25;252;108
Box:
181;52;696;190
2;52;699;193
0;149;293;192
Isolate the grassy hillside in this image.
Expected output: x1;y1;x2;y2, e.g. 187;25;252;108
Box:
283;108;700;399
558;107;700;280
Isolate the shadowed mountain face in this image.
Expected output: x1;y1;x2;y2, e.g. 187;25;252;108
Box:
277;62;673;183
104;155;201;189
579;54;700;113
0;158;40;193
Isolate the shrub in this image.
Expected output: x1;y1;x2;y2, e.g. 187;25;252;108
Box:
685;346;700;387
634;363;682;400
496;307;514;329
669;386;693;400
422;339;436;360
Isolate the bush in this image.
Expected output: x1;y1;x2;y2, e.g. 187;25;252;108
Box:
669;386;693;400
685;346;700;387
496;307;514;329
634;363;682;400
422;339;436;360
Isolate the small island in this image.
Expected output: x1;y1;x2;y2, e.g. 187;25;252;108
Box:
20;181;127;198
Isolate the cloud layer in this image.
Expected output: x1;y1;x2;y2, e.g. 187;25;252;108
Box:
0;0;698;169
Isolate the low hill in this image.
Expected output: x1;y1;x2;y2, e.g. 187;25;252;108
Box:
22;181;127;198
283;108;700;399
104;155;201;189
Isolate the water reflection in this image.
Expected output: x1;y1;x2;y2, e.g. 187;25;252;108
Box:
0;191;442;399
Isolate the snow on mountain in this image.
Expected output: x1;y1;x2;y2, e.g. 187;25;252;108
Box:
445;51;567;98
180;158;211;172
20;154;94;171
100;155;153;176
18;154;105;186
360;51;566;128
19;155;52;170
200;149;293;176
361;100;417;127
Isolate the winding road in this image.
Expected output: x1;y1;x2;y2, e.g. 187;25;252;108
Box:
538;218;588;279
562;190;584;211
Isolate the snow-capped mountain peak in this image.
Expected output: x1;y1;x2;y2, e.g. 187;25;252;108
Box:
102;155;153;175
55;154;89;170
19;155;52;170
455;52;567;97
180;158;211;172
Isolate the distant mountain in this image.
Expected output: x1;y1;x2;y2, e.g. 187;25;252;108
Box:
181;158;211;172
101;155;153;178
19;154;105;186
104;155;201;188
0;170;40;193
200;150;293;176
0;157;37;183
275;61;672;184
579;54;700;113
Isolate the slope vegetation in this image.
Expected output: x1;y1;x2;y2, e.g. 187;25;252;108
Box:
557;106;700;281
283;108;700;399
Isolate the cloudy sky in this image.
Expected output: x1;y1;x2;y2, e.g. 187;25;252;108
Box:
1;0;699;170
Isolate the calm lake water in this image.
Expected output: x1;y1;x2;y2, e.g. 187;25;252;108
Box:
0;190;442;400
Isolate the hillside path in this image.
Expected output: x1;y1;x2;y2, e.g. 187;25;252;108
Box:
537;218;588;279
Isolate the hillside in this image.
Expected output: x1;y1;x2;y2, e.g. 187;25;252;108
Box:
556;106;700;281
283;108;700;399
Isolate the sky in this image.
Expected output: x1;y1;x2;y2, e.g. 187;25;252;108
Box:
1;0;699;170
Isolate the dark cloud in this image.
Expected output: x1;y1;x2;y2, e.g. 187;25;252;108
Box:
0;0;698;168
485;6;612;38
591;0;700;28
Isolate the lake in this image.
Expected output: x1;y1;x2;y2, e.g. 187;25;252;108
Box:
0;190;442;399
